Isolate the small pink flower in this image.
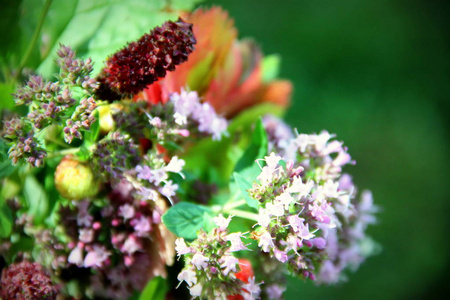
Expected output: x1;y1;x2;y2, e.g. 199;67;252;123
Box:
175;238;191;256
177;269;197;287
219;255;239;275
213;214;232;231
274;249;288;263
84;245;110;268
258;231;274;253
191;252;209;270
226;232;248;252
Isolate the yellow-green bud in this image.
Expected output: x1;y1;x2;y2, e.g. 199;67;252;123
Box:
54;156;100;200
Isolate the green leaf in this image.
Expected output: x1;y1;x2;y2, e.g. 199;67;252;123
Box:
233;172;259;210
162;202;212;240
0;138;15;178
84;109;100;146
262;54;281;82
167;0;206;11
0;203;13;238
0;83;15;110
138;276;168;300
23;175;49;224
234;119;268;181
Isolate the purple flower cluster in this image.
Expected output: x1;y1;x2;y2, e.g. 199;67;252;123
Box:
247;116;378;284
135;154;185;203
250;153;335;280
176;215;260;299
60;180;173;298
92;132;141;182
171;89;228;141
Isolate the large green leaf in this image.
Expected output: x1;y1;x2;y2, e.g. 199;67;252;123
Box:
138;276;168;300
37;0;190;76
233;119;268;180
162;202;213;240
23;175;49;224
233;172;259;210
0;202;13;238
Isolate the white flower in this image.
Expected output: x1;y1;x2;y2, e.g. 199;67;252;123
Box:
68;246;83;266
165;156;185;174
84;245;110;268
213;214;232;231
175;238;191;256
242;276;261;300
118;204;135;220
191;252;209;270
219;255;239;275
258;231;274;252
226;232;248;252
177;269;197;287
256;208;271;228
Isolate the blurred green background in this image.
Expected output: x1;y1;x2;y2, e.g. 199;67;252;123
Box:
1;0;448;299
210;0;450;299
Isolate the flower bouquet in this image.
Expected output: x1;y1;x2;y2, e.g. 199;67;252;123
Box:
0;1;378;299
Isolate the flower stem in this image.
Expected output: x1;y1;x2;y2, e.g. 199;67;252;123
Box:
226;209;258;222
47;147;81;158
15;0;53;82
223;199;247;211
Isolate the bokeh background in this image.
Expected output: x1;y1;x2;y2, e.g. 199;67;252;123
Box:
1;0;448;299
209;0;450;299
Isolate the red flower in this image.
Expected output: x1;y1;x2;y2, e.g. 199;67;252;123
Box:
228;259;255;300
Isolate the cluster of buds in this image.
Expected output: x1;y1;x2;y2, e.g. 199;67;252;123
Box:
2;117;47;167
63;96;97;143
1;45;99;166
56;45;99;93
97;19;196;97
0;261;58;300
91;132;141;182
176;215;261;299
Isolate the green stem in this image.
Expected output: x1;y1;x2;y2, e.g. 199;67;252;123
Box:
47;147;81;158
15;0;53;82
227;209;259;222
223;199;247;211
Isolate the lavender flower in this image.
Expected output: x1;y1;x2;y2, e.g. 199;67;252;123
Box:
176;215;260;299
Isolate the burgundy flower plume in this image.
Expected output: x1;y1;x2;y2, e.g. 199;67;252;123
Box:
97;19;196;99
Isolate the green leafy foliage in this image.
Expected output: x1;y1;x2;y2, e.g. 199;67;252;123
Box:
162;202;214;240
23;175;49;225
0;201;13;238
138;276;168;300
233;172;259;210
234;119;268;182
0;138;15;178
37;0;191;76
84;109;100;146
